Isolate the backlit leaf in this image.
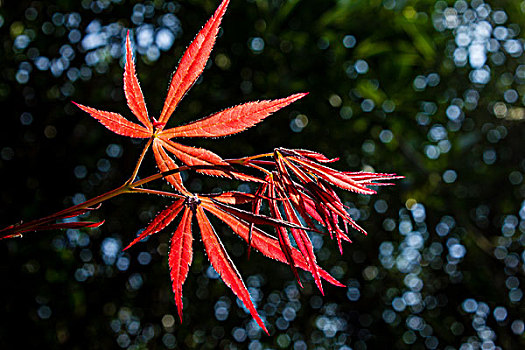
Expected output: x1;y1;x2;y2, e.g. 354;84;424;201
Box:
268;181;302;286
290;156;376;194
124;199;184;250
161;93;307;138
196;206;268;334
159;138;229;171
124;31;152;130
202;201;344;287
281;194;323;294
169;207;194;321
152;139;190;194
204;191;256;205
158;0;230;125
73;102;151;138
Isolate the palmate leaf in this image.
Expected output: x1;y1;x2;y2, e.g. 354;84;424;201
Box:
67;0;373;333
124;194;345;332
74;0;306;193
262;149;383;253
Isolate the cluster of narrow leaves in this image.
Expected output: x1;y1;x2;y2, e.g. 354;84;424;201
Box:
70;0;401;333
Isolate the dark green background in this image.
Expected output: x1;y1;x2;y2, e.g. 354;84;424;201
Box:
1;0;524;348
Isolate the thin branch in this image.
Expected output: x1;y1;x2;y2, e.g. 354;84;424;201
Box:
126;137;153;185
130;188;185;198
226;153;273;164
0;163;249;240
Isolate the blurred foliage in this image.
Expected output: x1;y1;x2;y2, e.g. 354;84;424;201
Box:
1;0;525;349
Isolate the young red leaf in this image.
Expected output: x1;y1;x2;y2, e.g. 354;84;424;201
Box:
306;181;366;237
124;31;152;130
344;171;404;185
285;148;339;163
124;199;184;250
196;206;268;333
248;180;269;257
161;93;308;138
274;160;361;251
211;198;319;233
290;157;376;194
73;102;151;138
280;194;323;294
201;201;344;287
204;191;256;205
158;0;230;125
169;206;194;322
267;181;302;287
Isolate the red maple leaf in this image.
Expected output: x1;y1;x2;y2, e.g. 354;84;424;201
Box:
242;148;403;255
124;194;343;334
73;0;306;191
71;0;311;332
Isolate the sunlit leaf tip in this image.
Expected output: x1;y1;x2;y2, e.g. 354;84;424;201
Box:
158;0;231;125
72;101;151;138
124;30;151;130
